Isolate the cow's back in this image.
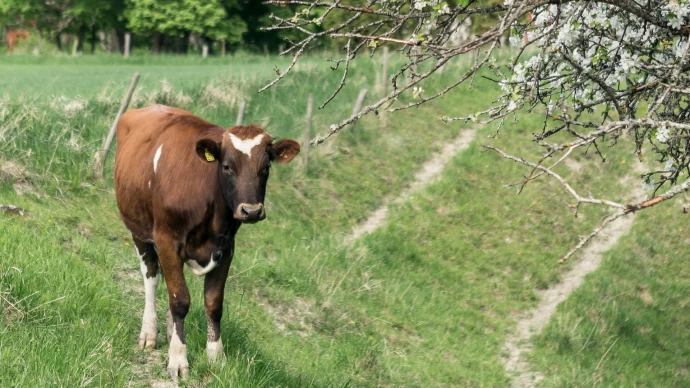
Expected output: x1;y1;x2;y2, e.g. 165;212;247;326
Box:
115;105;223;241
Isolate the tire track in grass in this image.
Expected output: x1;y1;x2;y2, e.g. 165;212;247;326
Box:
503;177;645;387
345;128;477;242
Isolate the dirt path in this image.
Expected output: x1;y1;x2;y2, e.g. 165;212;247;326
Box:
503;175;645;387
345;128;477;242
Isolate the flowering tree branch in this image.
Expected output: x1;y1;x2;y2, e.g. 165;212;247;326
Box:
264;0;690;261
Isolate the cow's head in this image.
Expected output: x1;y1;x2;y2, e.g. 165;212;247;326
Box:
196;125;300;223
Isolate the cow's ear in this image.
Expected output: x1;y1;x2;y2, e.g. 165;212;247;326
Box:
269;139;300;164
195;139;221;163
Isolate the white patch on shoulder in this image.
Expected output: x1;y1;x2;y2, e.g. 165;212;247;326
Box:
185;255;218;277
229;133;264;158
153;144;163;173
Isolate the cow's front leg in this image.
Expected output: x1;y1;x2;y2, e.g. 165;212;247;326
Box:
156;235;190;379
133;237;159;350
204;246;232;362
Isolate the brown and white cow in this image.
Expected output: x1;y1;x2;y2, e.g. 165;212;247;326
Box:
6;29;29;54
114;105;299;378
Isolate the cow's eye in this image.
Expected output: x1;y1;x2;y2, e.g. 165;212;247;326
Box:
222;164;231;172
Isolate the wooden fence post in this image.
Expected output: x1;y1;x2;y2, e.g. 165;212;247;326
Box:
382;46;389;96
303;94;313;171
124;32;131;58
93;72;140;180
236;99;246;126
352;89;368;117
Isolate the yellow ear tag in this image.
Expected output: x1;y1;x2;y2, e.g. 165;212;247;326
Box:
279;150;286;158
204;149;215;162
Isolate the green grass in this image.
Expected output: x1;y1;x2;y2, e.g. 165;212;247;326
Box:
0;53;686;387
530;204;690;387
0;53;310;100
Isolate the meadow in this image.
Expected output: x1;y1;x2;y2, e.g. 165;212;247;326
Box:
1;53;689;387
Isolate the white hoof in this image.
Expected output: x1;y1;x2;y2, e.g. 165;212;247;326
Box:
137;329;157;350
167;323;189;379
206;337;225;362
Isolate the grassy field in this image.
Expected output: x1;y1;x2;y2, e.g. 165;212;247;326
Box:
0;53;329;101
1;53;687;387
530;203;690;387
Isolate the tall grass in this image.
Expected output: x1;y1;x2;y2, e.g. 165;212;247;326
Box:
0;53;682;387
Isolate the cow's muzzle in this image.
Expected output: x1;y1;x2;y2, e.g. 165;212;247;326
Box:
234;203;265;223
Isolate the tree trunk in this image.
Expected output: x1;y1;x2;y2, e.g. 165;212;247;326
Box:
114;28;124;54
124;32;131;57
202;36;213;56
181;31;190;54
36;29;43;54
98;31;108;53
174;31;190;54
76;24;87;53
55;32;62;51
90;25;97;54
151;32;163;54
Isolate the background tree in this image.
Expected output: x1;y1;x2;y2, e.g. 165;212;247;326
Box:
125;0;246;54
67;0;126;53
234;0;302;53
262;0;690;261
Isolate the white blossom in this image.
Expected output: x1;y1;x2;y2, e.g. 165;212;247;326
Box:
413;0;426;10
665;159;675;171
642;179;655;192
509;35;521;46
656;125;670;143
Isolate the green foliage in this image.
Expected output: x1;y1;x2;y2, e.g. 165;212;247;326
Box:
125;0;245;43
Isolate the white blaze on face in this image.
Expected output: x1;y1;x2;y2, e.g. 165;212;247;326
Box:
168;323;189;375
207;336;224;361
229;133;264;158
137;248;158;348
153;144;163;173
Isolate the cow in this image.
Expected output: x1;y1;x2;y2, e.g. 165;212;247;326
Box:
6;29;29;54
114;105;300;378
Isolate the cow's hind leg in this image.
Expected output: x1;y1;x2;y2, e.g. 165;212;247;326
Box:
156;232;190;379
134;236;159;350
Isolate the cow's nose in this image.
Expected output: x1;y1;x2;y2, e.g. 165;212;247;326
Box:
235;203;265;223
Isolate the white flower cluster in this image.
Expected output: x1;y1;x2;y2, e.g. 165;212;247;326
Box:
493;0;690;186
411;0;447;11
656;124;670;143
501;2;690;116
663;0;690;29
